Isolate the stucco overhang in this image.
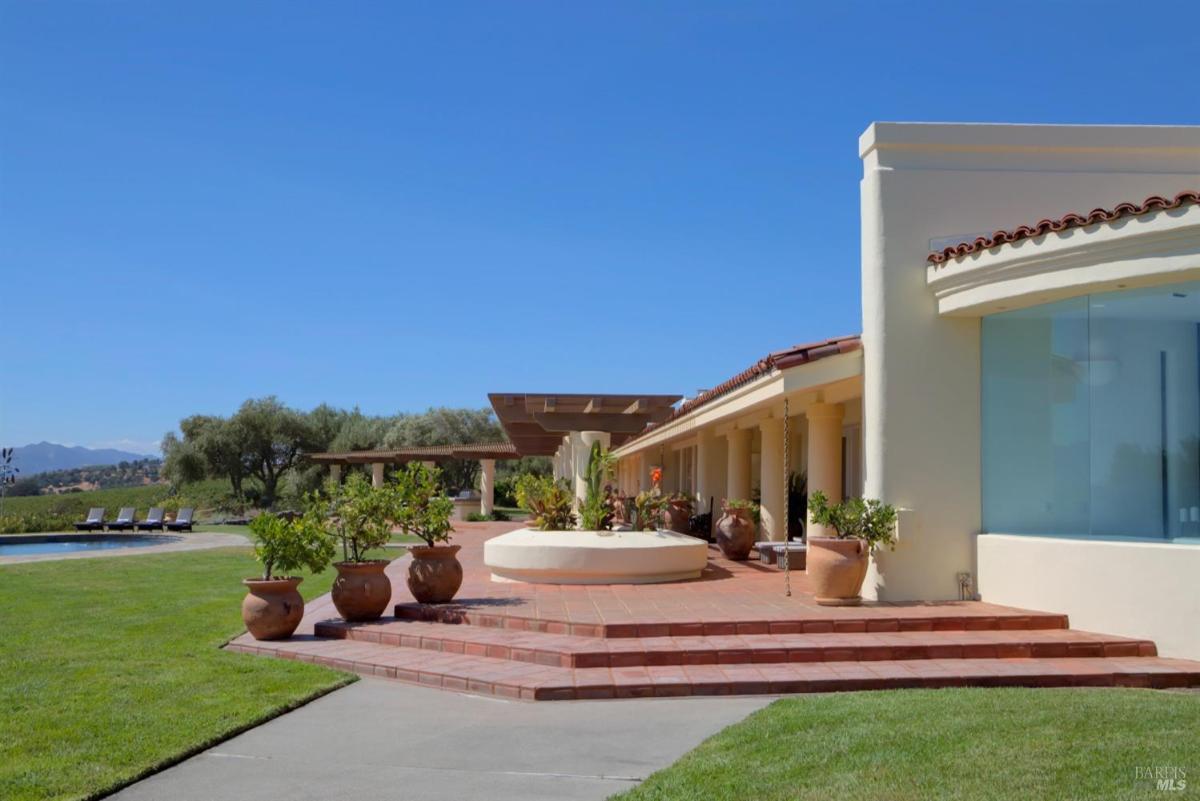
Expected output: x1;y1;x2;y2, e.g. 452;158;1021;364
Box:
610;348;863;458
926;201;1200;316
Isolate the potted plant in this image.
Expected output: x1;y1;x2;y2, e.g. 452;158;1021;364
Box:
242;512;335;640
632;486;666;531
806;491;897;606
324;472;394;622
515;474;576;531
579;441;615;531
391;462;460;604
715;499;758;560
661;492;693;533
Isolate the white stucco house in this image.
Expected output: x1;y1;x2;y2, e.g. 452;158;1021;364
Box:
595;122;1200;660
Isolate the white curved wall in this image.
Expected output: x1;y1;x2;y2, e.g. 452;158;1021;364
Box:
484;528;709;585
860;122;1200;603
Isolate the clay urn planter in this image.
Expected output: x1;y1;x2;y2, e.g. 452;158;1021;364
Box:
407;545;463;604
661;499;692;534
242;577;305;640
807;537;869;606
715;504;756;560
331;560;392;621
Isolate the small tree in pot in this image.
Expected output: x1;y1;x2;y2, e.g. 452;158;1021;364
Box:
242;513;335;640
715;499;758;560
390;462;460;604
806;491;897;606
323;472;395;622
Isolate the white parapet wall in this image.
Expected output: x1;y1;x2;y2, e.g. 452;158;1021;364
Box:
978;534;1200;660
484;528;709;585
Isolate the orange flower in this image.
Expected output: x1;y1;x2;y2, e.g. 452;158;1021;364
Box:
650;467;662;486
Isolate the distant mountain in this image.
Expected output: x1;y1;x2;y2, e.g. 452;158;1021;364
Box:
10;442;157;476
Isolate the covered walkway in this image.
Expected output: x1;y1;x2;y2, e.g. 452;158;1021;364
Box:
309;442;520;516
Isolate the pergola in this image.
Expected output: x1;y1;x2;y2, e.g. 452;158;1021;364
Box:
488;392;682;505
308;442;521;516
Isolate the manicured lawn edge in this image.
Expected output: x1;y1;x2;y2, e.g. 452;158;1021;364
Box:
610;687;1200;801
81;672;357;801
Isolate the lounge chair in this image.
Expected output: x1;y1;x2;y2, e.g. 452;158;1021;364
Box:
166;508;194;532
108;507;136;531
135;507;166;532
74;508;106;531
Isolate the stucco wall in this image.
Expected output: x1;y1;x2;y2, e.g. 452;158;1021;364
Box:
978;534;1200;660
859;122;1200;602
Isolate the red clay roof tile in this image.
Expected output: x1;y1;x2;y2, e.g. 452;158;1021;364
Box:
621;335;862;446
928;189;1200;266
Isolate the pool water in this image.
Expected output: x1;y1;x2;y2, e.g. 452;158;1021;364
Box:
0;536;178;557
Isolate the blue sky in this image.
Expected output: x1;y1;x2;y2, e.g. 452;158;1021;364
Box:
3;1;1198;455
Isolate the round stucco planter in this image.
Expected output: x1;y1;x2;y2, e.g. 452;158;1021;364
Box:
483;528;709;585
241;577;305;640
807;537;869;606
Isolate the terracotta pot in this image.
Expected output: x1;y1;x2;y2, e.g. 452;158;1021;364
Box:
661;501;691;533
331;560;392;622
407;545;464;604
807;537;869;606
715;510;756;560
241;577;305;640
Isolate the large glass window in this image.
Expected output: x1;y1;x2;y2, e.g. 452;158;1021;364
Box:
982;281;1200;542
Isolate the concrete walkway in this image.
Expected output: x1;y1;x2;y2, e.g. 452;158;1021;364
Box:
109;679;771;801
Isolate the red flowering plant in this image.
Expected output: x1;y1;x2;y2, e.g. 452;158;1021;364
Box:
634;465;666;532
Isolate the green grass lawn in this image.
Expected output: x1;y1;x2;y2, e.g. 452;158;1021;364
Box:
612;688;1199;801
0;546;382;801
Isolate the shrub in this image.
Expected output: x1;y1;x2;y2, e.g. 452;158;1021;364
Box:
322;472;393;562
722;498;760;524
515;474;575;531
633;488;666;531
466;509;511;522
578;442;615;531
0;512;75;534
807;491;897;551
389;462;455;547
248;512;335;580
493;475;519;508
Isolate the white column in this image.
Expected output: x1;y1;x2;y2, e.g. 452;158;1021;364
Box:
371;462;385;488
759;417;786;542
695;428;714;507
480;459;495;515
806;402;845;539
570;432;587;509
726;427;752;501
329;463;342;484
639;453;652;493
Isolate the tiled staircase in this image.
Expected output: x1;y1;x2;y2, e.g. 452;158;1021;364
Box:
228;603;1200;701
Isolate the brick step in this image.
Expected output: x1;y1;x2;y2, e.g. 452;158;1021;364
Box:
315;618;1154;668
228;638;1200;700
392;602;1069;638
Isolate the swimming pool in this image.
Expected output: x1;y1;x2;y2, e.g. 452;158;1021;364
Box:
0;535;181;557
